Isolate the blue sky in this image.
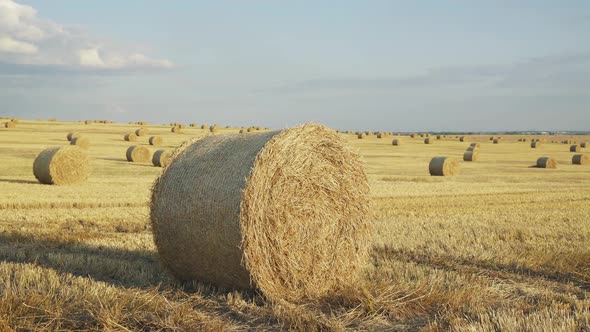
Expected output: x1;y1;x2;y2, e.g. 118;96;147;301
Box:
1;1;589;131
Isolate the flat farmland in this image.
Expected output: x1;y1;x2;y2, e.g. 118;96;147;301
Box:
1;120;589;331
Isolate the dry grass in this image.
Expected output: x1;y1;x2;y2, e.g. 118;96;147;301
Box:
0;120;589;330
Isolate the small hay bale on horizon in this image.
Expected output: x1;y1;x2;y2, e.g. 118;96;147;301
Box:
572;154;589;165
150;124;370;303
124;133;137;142
152;149;172;167
172;127;183;133
149;136;163;146
424;138;432;144
392;139;401;146
429;156;460;176
581;142;587;148
493;139;500;144
209;125;219;133
537;156;557;169
531;141;542;148
70;137;90;149
459;136;465;142
33;146;89;185
67;132;81;141
357;133;365;139
126;146;151;163
4;121;16;128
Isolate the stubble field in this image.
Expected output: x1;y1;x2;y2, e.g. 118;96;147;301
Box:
1;120;589;331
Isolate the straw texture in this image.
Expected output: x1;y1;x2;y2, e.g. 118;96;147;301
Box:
152;149;171;167
572;154;589;165
135;128;149;136
429;156;460;176
126;146;151;163
537;157;557;169
463;150;479;161
70;137;90;149
150;123;371;303
149;136;163;146
33;146;89;185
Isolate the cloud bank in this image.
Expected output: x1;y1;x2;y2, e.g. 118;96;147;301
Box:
0;0;172;70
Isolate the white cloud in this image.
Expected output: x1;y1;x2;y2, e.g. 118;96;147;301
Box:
0;0;173;70
0;35;37;54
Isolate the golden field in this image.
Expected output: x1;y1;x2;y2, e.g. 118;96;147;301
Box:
1;120;589;331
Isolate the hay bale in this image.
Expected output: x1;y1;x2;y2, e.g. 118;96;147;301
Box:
209;125;219;133
531;141;542;148
424;138;432;144
357;133;365;139
33;146;89;185
570;145;581;152
201;124;207;130
239;129;245;134
436;135;441;139
70;137;90;149
172;127;183;133
459;136;465;142
493;139;499;144
572;154;589;165
150;124;370;303
189;123;197;127
4;121;15;128
537;157;557;169
392;139;401;146
410;133;417;138
429;157;460;176
124;133;137;142
152;149;172;167
149;136;163;146
469;143;480;149
463;150;479;161
66;132;81;141
135;128;149;137
581;142;587;148
489;137;494;141
126;146;151;163
376;133;383;138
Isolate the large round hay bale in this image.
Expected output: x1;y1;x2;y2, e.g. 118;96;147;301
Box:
70;136;90;149
468;143;480;149
150;124;370;303
149;136;163;146
572;154;589;165
410;133;417;138
152;149;172;167
463;150;479;161
537;157;557;169
67;132;81;141
357;133;365;139
135;128;149;137
126;146;151;162
424;138;432;144
436;135;441;140
124;133;137;142
4;121;15;128
392;139;401;146
531;141;542;148
33;146;89;185
493;139;499;144
429;156;460;176
570;145;581;152
489;136;494;141
172;126;182;133
459;136;465;142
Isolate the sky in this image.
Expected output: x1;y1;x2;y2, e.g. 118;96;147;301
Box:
1;0;589;131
